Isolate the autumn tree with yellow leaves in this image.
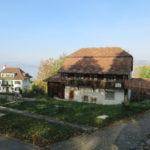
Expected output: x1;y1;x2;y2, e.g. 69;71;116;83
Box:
34;55;66;93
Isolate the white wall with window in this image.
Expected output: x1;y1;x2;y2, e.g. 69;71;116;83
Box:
22;79;30;89
0;79;30;93
13;80;22;92
65;86;125;105
0;73;15;78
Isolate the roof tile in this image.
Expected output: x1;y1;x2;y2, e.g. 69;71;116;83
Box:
61;47;133;74
0;67;32;80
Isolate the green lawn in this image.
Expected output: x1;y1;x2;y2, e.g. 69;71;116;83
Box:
2;98;150;127
0;111;82;147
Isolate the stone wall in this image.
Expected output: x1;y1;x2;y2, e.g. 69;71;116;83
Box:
65;86;125;105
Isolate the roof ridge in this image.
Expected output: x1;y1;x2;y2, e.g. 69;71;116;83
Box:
68;47;132;58
68;55;131;58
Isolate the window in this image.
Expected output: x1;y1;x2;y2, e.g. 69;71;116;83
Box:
2;80;8;85
15;87;20;91
105;90;115;100
1;73;15;78
15;81;21;85
91;97;97;103
115;83;122;88
83;95;89;102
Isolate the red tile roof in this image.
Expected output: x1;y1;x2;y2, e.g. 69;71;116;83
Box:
0;67;32;80
61;47;133;75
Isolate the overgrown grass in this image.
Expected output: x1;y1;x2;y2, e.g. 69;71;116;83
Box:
0;98;8;105
0;112;82;147
3;98;150;127
0;98;150;147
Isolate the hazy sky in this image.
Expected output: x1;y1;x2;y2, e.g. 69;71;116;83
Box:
0;0;150;64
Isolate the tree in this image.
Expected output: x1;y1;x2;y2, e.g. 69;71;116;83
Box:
136;66;150;78
34;54;66;93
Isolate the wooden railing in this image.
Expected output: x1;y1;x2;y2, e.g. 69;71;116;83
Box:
65;79;124;89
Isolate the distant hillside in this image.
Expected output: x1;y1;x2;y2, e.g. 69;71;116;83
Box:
134;60;150;66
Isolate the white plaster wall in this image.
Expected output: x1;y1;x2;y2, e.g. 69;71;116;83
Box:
22;79;30;89
13;80;23;89
0;79;31;93
13;79;31;91
0;87;7;93
65;86;125;105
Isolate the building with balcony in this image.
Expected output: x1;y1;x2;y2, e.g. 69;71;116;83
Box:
0;67;32;93
46;47;133;105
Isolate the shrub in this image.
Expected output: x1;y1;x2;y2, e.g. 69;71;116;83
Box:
22;84;46;98
0;98;8;104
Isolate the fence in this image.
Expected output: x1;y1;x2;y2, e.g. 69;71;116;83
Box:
124;78;150;101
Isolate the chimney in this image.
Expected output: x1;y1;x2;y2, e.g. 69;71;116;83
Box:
2;65;6;70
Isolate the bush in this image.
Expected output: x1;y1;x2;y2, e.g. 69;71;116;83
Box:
0;98;8;104
22;84;46;98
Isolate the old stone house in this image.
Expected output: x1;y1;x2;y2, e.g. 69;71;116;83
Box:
46;47;133;105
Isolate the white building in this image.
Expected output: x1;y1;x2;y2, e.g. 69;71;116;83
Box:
0;67;32;93
46;47;133;105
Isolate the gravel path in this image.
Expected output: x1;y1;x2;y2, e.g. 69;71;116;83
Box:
51;110;150;150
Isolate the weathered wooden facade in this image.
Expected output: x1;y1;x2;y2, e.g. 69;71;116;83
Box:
46;47;133;105
46;74;65;99
125;78;150;101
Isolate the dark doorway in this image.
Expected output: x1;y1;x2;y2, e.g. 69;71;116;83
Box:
69;90;74;100
47;82;65;99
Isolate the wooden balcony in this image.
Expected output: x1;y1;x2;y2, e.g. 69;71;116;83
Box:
65;79;124;89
